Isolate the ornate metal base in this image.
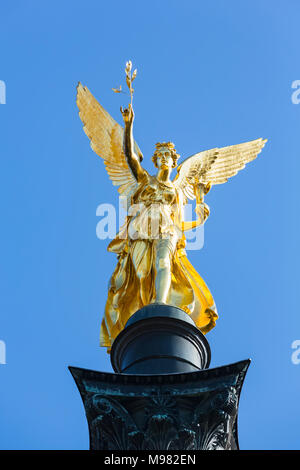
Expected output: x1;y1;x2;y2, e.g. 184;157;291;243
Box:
69;360;250;450
69;304;250;450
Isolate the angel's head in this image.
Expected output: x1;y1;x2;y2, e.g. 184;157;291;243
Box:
152;142;180;171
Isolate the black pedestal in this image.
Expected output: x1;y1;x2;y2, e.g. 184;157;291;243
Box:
69;304;250;450
111;303;211;374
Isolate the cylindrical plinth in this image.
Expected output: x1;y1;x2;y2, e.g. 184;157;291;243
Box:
110;303;211;374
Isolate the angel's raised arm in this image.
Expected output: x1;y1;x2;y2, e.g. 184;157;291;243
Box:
120;104;147;183
77;83;150;204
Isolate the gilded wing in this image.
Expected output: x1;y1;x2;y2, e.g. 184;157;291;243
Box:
77;82;143;200
173;138;267;201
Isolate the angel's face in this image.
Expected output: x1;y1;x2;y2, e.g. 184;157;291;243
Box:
156;148;174;170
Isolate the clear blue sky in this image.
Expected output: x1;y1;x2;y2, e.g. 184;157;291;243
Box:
0;0;300;450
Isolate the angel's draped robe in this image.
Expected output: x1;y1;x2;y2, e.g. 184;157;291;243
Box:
100;177;218;351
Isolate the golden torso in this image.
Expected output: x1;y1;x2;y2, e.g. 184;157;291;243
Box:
133;175;177;206
129;176;178;240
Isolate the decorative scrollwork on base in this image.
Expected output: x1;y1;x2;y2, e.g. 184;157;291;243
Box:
69;359;250;450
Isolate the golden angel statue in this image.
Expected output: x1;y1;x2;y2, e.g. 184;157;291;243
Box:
77;62;267;352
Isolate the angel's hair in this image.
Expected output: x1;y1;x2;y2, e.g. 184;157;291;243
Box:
152;142;180;169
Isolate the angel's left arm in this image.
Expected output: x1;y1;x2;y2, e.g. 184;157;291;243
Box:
180;203;210;232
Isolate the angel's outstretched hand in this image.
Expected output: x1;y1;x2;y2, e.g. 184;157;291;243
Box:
120;103;134;125
195;202;210;223
204;182;212;195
